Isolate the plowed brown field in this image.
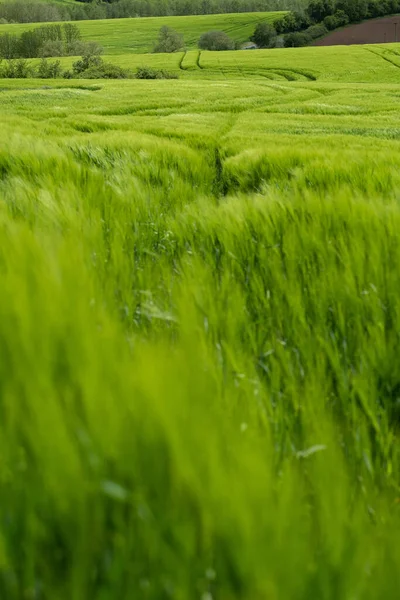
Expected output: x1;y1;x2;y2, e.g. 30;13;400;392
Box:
314;15;400;46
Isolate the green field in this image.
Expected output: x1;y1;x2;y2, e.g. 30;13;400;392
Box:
1;32;400;600
0;11;284;53
24;42;400;83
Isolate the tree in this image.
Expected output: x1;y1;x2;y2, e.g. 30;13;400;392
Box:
153;26;184;53
274;11;310;35
335;0;368;22
284;32;311;47
40;40;64;57
18;30;42;58
323;10;349;30
198;30;235;51
0;33;19;59
306;0;334;23
63;24;81;51
250;22;277;48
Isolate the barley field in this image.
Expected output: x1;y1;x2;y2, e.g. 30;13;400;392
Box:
0;11;284;53
22;42;400;82
1;35;400;600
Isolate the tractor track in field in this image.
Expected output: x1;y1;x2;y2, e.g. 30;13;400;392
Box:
196;51;203;69
364;47;400;71
178;51;187;70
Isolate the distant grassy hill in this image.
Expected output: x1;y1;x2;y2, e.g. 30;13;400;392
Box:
0;11;284;54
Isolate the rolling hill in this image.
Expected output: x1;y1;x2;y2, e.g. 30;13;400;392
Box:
0;11;284;54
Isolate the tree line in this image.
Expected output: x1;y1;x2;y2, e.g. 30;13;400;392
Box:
0;24;102;58
273;0;400;46
0;0;307;24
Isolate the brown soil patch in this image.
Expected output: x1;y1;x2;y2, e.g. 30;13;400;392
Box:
313;16;400;46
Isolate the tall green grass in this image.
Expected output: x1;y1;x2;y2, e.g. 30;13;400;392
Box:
0;73;400;599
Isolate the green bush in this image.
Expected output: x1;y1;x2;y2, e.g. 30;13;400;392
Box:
79;63;132;79
304;23;328;40
135;66;178;79
153;26;184;53
0;24;88;60
284;32;311;47
306;0;334;23
37;58;63;78
274;12;310;35
323;10;350;30
40;40;64;57
250;22;277;48
198;30;235;51
0;58;33;78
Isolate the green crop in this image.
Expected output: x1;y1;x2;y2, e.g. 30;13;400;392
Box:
21;42;400;83
0;11;285;54
0;40;400;600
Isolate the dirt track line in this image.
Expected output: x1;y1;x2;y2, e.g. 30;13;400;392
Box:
178;51;187;70
364;47;400;71
196;51;203;70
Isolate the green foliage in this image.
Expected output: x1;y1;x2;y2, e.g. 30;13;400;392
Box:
37;56;63;77
335;0;368;22
135;65;178;78
250;21;277;47
198;30;235;50
70;45;133;78
0;57;33;76
274;0;400;41
284;30;310;45
40;39;64;57
0;32;19;58
79;61;132;78
0;23;85;59
306;0;334;22
0;1;304;24
153;25;184;53
274;11;310;34
323;9;349;29
304;22;328;39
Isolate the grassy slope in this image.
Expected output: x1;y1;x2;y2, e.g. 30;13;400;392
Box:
1;40;400;600
0;11;284;53
29;43;400;83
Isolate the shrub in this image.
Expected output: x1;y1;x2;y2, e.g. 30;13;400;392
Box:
40;40;64;57
72;44;104;74
0;58;33;78
0;33;19;59
37;58;63;78
284;32;311;47
63;23;81;51
79;62;132;79
0;24;97;60
306;0;334;23
135;66;178;79
335;0;369;22
198;31;235;51
250;22;277;48
153;26;184;53
304;23;328;40
274;12;310;35
73;54;103;75
66;40;88;56
67;40;103;57
323;10;350;30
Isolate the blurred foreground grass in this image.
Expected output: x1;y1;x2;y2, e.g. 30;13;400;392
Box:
0;77;400;598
